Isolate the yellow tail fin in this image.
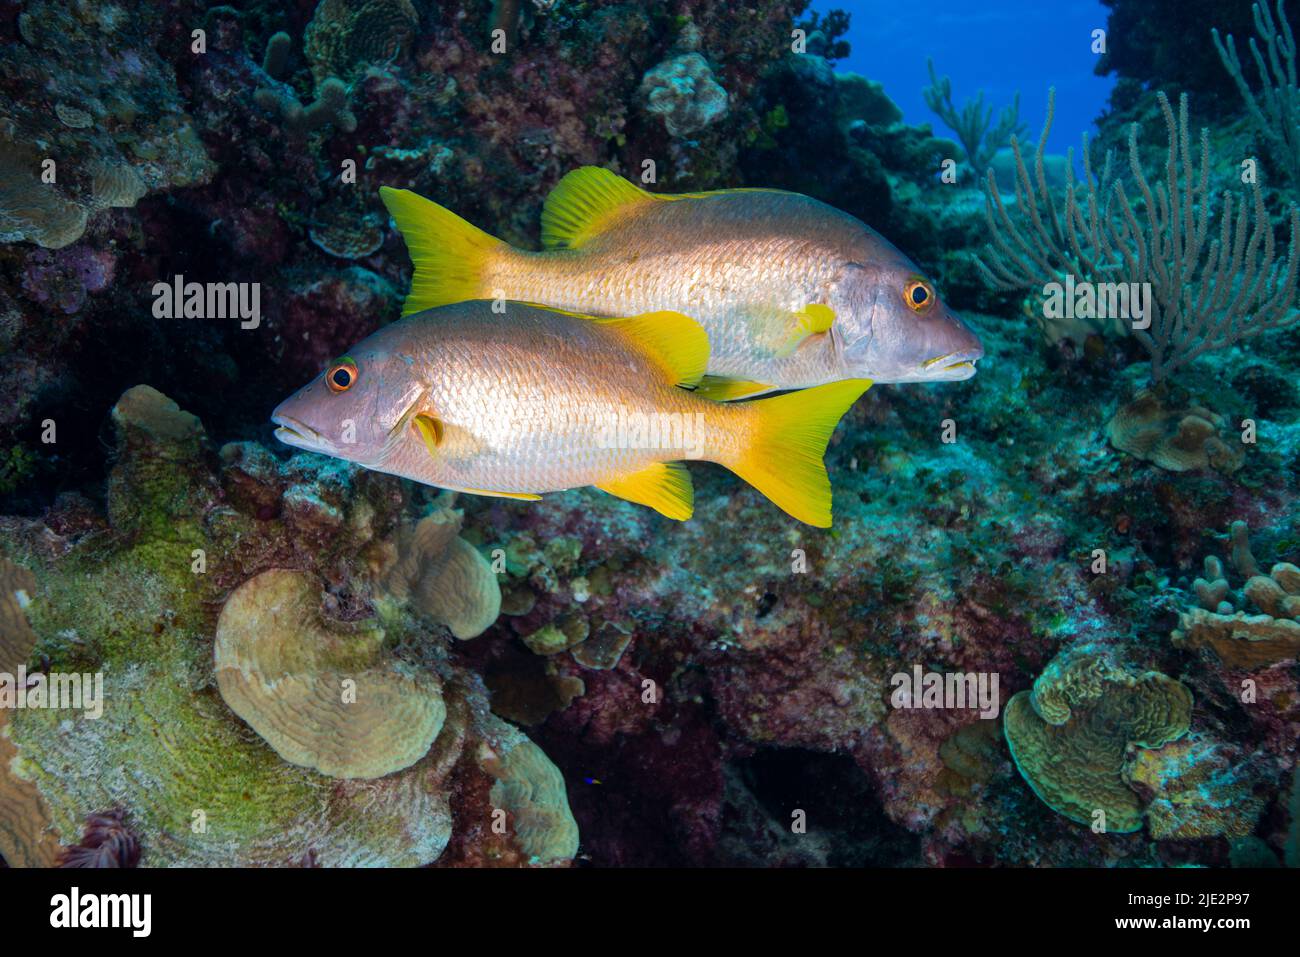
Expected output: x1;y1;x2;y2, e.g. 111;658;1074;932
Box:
379;186;505;316
723;380;871;528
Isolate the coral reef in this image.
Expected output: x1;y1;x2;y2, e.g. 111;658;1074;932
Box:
0;0;215;248
1003;644;1192;833
1173;521;1300;668
0;0;1298;872
0;386;575;867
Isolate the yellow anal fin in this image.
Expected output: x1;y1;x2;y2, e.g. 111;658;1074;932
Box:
694;376;776;402
462;488;542;501
591;311;708;389
595;462;694;521
540;167;658;249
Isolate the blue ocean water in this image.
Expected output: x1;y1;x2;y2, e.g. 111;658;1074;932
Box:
815;0;1116;156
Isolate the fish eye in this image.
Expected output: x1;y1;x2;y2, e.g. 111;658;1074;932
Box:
326;358;358;393
903;277;934;313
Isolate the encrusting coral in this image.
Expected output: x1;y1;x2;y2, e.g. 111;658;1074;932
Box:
1124;737;1271;840
1004;644;1193;832
640;52;730;138
0;557;61;866
0;385;575;867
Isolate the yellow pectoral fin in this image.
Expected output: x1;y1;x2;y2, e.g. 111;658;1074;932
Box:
693;376;777;402
755;304;836;359
462;488;542;501
595;462;694;521
412;414;444;458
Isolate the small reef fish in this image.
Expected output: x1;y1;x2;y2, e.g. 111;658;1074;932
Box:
379;167;983;400
272;302;871;526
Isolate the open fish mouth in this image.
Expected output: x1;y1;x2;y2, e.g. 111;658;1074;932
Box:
921;351;982;380
272;414;334;454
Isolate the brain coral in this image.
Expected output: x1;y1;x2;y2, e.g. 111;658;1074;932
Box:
1004;644;1193;833
304;0;420;88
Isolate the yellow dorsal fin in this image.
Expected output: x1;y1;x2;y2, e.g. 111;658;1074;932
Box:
596;462;694;521
591;310;708;389
693;376;776;402
540;167;658;249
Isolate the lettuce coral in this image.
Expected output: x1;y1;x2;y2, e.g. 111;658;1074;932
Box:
1004;644;1192;832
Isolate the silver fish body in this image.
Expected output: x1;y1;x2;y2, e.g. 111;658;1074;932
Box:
382;170;985;394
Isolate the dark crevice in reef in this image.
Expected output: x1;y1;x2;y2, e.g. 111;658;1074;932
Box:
734;747;920;867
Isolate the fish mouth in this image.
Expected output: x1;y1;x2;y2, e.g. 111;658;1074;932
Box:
272;413;335;454
920;350;982;381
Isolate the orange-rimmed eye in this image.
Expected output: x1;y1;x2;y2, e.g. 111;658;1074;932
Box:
326;358;357;393
903;277;935;313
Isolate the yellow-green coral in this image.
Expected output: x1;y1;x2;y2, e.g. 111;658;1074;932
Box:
487;730;580;865
1004;645;1192;833
1124;738;1269;840
0;386;577;867
215;568;447;779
